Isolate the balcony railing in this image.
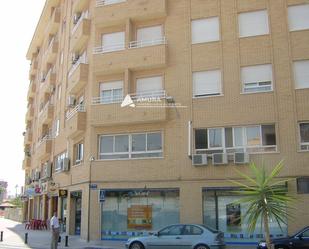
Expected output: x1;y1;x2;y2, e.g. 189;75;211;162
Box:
37;132;54;148
66;104;86;120
96;0;126;7
39;100;54;116
129;37;166;49
131;89;166;100
68;53;87;78
92;95;123;105
72;10;89;35
93;43;125;54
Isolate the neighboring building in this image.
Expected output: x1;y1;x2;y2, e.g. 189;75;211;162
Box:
0;181;8;203
23;0;309;245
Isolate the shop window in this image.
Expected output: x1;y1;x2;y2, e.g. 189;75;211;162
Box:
293;60;309;89
241;64;273;93
297;178;309;194
238;10;269;37
193;70;222;97
191;17;220;44
288;4;309;31
99;80;123;104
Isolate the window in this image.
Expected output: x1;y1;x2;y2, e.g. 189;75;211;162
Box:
193;70;222;97
159;225;184;236
241;64;273;93
136;76;163;97
54;119;60;137
132;25;164;48
191;17;220;44
99;132;163;160
297;178;309;194
288;4;309;31
195;124;276;153
100;80;123;104
54;152;68;172
74;142;84;164
184;225;203;235
299;123;309;151
101;31;125;53
293;60;309;89
238;10;269;37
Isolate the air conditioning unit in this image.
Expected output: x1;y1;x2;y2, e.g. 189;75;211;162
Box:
192;154;208;166
234;152;249;164
73;12;81;24
67;95;76;107
212;153;228;165
72;52;80;64
63;158;70;171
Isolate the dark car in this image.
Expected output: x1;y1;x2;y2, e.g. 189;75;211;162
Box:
257;226;309;249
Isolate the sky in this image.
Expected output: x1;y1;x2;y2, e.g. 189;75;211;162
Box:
0;1;45;196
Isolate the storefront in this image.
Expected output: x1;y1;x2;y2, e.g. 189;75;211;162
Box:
101;189;179;240
59;189;68;233
70;191;82;235
203;188;288;244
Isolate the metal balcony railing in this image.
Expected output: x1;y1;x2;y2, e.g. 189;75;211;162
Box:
71;10;89;35
68;53;87;78
96;0;126;7
93;43;125;54
66;104;86;120
92;95;123;105
129;37;167;49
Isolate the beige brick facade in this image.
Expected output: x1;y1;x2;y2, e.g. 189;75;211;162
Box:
23;0;309;243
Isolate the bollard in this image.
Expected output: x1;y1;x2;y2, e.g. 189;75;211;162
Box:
0;231;3;242
25;233;28;244
65;235;69;247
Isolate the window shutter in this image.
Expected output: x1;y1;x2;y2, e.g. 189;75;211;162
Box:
102;32;125;51
136;76;163;93
191;17;220;44
100;80;123;91
294;60;309;89
193;70;221;96
288;4;309;31
241;64;272;84
137;25;163;41
238;10;269;37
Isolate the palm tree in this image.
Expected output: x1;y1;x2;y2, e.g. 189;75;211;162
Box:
229;161;296;249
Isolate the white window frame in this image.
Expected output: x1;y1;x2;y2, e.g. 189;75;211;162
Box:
299;122;309;151
293;60;309;89
55;152;67;172
195;125;277;154
241;64;273;94
191;17;220;44
75;143;84;164
99;80;124;104
238;10;270;38
288;4;309;32
99;132;163;160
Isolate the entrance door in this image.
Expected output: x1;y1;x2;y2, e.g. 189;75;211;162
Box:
75;197;82;235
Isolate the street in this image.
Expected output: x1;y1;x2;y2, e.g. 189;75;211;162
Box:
0;218;255;249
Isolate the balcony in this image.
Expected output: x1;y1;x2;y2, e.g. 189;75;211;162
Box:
93;40;167;75
24;131;33;145
70;13;91;52
72;0;89;12
66;105;86;138
25;106;34;122
29;61;38;79
44;38;59;63
36;137;52;159
46;8;61;35
40;70;56;95
68;60;89;95
38;102;54;125
22;156;31;170
94;0;167;27
27;81;36;99
90;91;167;126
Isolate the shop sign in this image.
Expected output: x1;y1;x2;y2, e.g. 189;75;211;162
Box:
26;188;35;196
127;205;152;230
59;189;68;197
49;182;59;195
99;189;105;202
35;186;41;194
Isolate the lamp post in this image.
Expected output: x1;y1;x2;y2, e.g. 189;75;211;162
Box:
87;156;95;242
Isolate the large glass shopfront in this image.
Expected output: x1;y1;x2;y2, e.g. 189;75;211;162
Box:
101;189;179;240
203;189;287;244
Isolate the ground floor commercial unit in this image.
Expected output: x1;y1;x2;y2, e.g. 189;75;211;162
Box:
23;178;309;245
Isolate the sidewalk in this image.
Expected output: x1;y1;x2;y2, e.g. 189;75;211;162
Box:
0;218;255;249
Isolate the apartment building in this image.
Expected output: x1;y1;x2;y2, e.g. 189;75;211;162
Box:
23;0;309;244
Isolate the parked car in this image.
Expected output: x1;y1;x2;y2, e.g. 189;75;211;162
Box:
125;224;225;249
257;226;309;249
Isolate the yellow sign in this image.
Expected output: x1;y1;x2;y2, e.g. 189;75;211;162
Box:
127;205;152;230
